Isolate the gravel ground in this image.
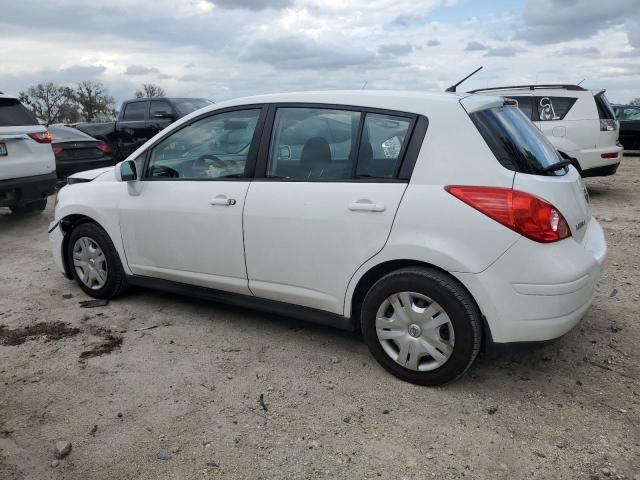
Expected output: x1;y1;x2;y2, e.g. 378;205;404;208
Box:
1;159;639;480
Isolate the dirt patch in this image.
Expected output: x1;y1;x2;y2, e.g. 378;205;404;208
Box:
0;322;80;346
78;326;123;360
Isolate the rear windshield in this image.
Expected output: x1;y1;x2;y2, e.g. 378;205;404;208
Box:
470;105;562;176
174;99;212;116
49;125;94;141
0;98;39;126
595;93;615;120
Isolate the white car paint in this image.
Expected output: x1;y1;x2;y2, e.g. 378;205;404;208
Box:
49;90;606;346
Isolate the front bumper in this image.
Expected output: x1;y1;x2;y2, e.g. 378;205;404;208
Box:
455;217;607;343
48;221;69;278
0;172;57;207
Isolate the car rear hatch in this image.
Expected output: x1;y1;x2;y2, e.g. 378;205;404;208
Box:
464;99;591;244
0;98;55;180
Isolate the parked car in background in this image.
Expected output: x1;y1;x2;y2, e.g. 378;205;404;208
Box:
49;90;606;385
0;93;56;214
468;84;622;177
75;97;212;163
49;125;114;180
612;104;640;153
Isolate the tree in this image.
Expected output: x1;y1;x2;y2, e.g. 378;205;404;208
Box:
629;98;640;106
19;83;77;124
134;83;166;98
76;81;116;122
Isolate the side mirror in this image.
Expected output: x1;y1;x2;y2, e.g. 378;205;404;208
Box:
153;111;174;120
116;160;138;182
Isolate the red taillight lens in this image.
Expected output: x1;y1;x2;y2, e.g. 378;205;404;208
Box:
601;152;618;159
445;186;571;243
96;143;112;154
28;131;52;144
52;146;64;155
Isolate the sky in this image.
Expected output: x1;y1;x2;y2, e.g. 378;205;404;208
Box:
1;0;640;105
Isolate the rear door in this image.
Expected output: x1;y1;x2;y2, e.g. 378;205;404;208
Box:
243;105;419;314
116;100;155;160
0;97;55;180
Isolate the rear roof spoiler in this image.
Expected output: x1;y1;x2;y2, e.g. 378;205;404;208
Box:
468;84;587;93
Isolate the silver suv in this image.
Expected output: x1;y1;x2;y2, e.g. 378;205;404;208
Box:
468;84;622;177
0;93;56;214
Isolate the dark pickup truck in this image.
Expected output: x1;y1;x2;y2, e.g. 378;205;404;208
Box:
75;97;212;162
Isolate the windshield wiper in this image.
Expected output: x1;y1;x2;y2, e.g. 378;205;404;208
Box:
543;159;571;173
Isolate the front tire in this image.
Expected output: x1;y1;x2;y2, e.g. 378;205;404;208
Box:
66;223;129;299
361;267;482;386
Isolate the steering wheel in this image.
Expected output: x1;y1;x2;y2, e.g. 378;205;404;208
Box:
194;154;226;170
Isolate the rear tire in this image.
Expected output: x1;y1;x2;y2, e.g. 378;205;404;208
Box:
10;199;47;215
360;267;482;386
66;223;129;299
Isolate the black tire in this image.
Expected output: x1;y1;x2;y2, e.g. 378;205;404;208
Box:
10;199;47;215
360;267;482;386
66;222;129;299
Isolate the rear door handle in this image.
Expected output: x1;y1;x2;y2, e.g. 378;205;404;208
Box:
210;195;236;206
348;200;385;212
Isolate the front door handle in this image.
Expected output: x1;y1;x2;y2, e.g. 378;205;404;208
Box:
348;200;385;212
210;195;236;206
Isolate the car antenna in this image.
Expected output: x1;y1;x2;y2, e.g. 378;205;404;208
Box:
445;66;483;93
361;81;368;90
577;78;586;85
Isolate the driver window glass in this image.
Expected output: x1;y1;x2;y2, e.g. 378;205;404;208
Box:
145;109;261;179
356;113;411;178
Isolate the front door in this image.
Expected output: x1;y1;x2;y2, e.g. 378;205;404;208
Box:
243;106;416;314
119;107;265;294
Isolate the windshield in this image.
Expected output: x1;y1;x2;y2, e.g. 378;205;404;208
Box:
470;105;563;176
174;99;212;116
0;98;39;126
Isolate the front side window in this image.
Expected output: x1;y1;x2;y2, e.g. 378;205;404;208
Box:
122;102;147;121
145;109;260;179
267;108;361;180
149;100;173;118
356;113;412;178
470;105;563;176
174;99;212;116
535;96;577;121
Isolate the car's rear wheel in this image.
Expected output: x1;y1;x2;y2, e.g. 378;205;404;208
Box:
67;223;128;299
10;199;47;215
361;267;482;386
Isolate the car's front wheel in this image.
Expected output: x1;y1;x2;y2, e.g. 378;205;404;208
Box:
66;222;129;299
361;267;482;386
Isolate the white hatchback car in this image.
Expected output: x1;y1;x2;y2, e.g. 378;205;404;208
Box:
49;91;606;385
468;85;622;177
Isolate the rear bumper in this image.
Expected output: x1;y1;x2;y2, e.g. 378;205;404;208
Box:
575;145;622;173
0;172;57;207
455;217;607;343
56;157;114;178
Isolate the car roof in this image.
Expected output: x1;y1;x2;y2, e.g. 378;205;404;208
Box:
189;90;499;116
0;93;18;100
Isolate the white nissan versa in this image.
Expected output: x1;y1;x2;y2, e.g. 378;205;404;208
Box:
48;91;606;385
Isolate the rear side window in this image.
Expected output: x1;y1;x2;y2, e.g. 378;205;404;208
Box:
0;98;38;126
356;113;412;178
470;106;562;176
122;102;147;121
535;96;577;121
267;107;361;180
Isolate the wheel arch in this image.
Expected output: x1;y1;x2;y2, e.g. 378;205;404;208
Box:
59;214;111;279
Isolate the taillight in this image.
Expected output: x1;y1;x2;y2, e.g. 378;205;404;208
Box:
600;119;617;131
52;146;64;155
601;152;618;159
445;186;571;243
96;143;112;154
28;131;52;143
